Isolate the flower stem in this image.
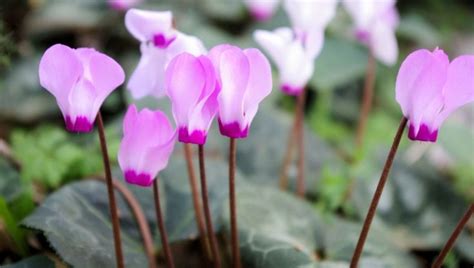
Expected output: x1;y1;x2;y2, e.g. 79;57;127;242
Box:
92;176;156;268
152;179;175;268
229;138;241;268
296;88;307;198
350;117;407;268
183;144;211;261
279;88;308;192
431;204;474;268
96;113;124;268
198;145;222;268
355;51;376;150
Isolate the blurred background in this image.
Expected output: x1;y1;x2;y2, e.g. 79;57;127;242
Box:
0;0;473;267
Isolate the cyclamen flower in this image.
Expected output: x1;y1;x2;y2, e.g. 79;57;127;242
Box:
166;53;219;144
243;0;280;21
125;9;206;99
396;48;474;142
343;0;399;65
108;0;143;11
118;105;176;187
39;44;124;132
209;44;272;138
254;27;323;95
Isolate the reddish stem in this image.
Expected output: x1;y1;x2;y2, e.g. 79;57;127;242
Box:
92;176;156;268
355;51;376;150
198;145;222;268
431;204;474;268
152;179;175;268
350;117;407;268
96;113;125;268
296;88;307;198
229;138;241;268
183;144;211;260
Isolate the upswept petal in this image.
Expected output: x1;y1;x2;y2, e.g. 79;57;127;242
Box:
434;55;474;127
213;45;250;125
187;55;219;132
165;53;205;127
242;48;273;124
39;44;83;112
166;32;207;59
128;43;167;99
396;49;448;119
253;28;289;69
284;0;338;31
304;28;325;59
67;79;97;126
125;9;173;43
243;0;280;21
343;0;395;30
371;20;398;66
118;106;176;185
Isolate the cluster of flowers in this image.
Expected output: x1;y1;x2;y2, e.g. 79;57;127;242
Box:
38;3;474;185
39;9;273;187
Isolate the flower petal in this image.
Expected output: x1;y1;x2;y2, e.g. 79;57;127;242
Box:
165;52;205;128
188;55;220;134
243;48;273;124
343;0;395;31
67;78;97;127
434;55;474;128
39;44;83;113
166;32;207;59
125;9;173;43
395;48;449;128
253;28;290;70
243;0;279;21
371;20;398;66
128;43;167;99
284;0;338;31
214;46;250;125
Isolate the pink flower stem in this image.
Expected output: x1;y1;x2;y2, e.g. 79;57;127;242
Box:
96;112;125;268
350;117;407;268
198;145;222;268
296;87;307;198
152;178;175;268
355;51;376;150
229;138;241;268
431;204;474;268
183;144;211;261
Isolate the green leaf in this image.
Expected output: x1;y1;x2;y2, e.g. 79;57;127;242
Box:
0;197;28;256
22;180;149;267
311;38;368;90
221;186;325;268
1;255;55;268
323;216;420;268
0;158;22;202
0;57;57;123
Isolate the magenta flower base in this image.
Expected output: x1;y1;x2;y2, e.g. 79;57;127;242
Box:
65;116;93;133
153;33;176;49
218;120;249;139
281;84;303;96
124;170;153;187
408;124;438;142
178;128;207;145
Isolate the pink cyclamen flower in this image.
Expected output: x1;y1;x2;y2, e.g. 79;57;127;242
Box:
39;44;124;132
254;27;323;95
243;0;280;21
396;48;474;142
166;53;219;144
125;9;206;99
118;105;176;187
209;44;272;138
343;0;399;65
108;0;144;11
